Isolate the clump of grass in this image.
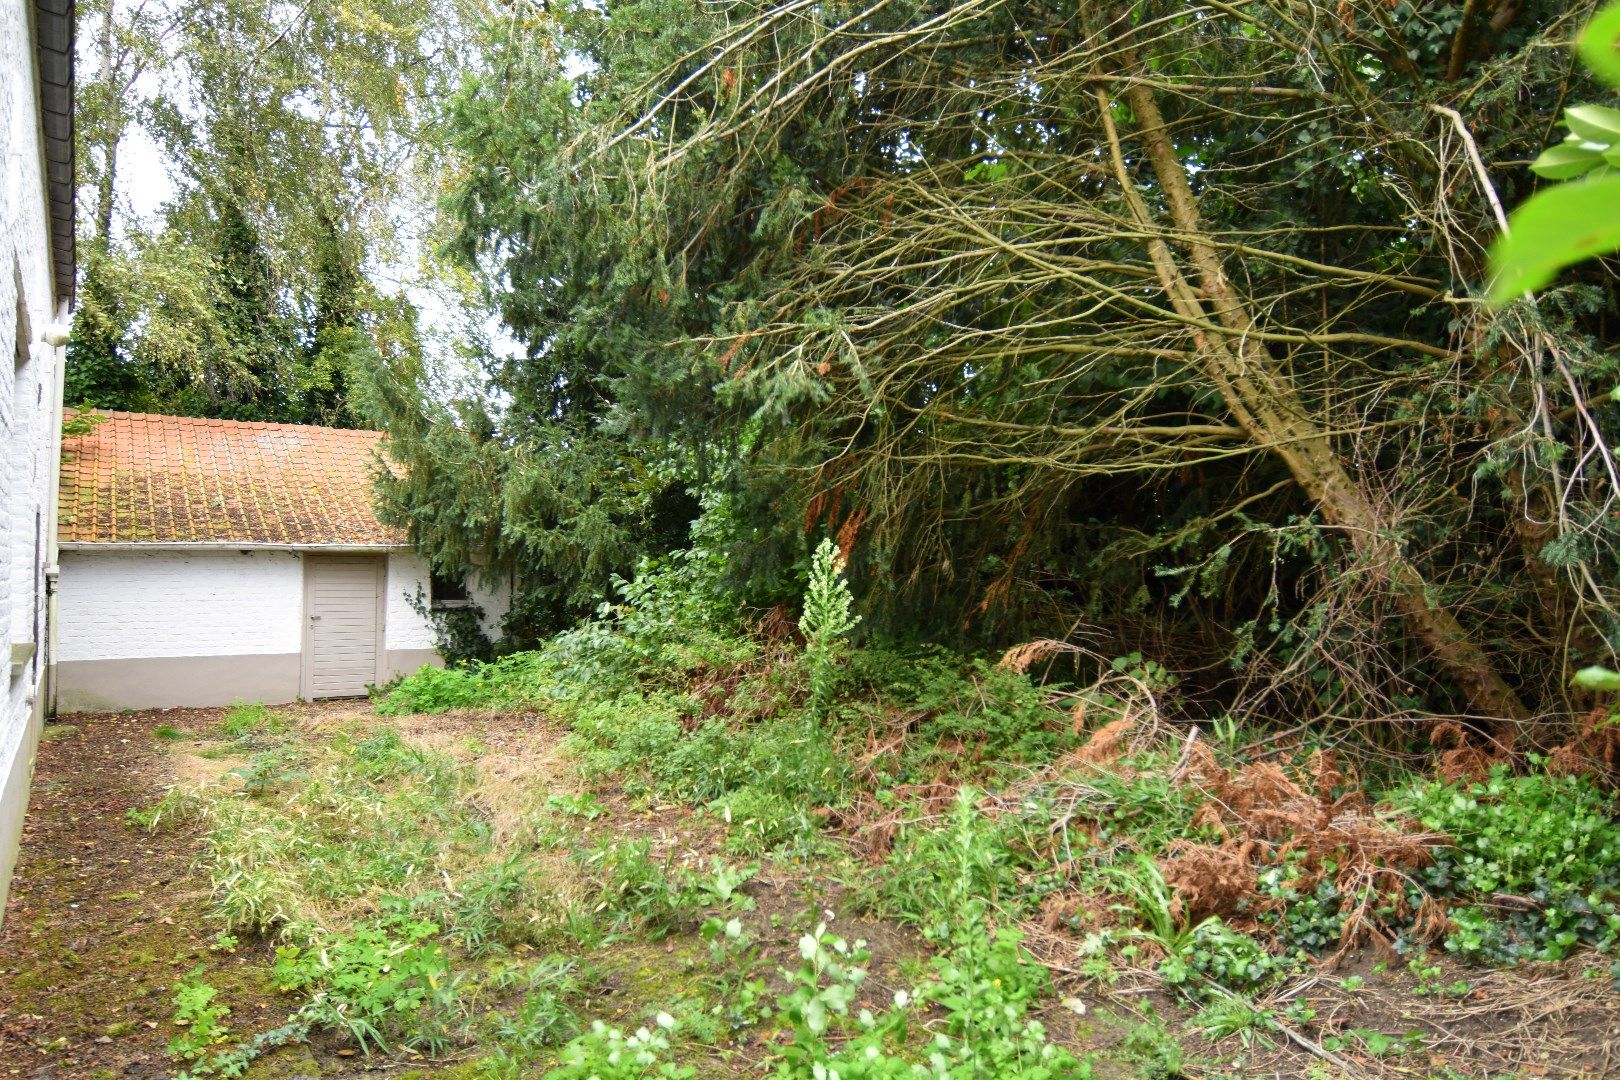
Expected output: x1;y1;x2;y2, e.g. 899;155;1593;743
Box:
139;721;586;953
153;724;188;741
220;700;285;737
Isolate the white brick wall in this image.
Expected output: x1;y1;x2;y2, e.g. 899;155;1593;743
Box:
3;0;70;919
386;553;438;651
386;553;510;651
57;550;510;664
56;551;306;660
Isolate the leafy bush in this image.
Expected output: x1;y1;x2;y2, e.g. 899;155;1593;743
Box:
375;663;493;715
272;911;453;1052
920;926;1091;1078
713;784;812;855
579;838;697;936
882;791;1024;934
908;659;1073;769
1393;767;1620;960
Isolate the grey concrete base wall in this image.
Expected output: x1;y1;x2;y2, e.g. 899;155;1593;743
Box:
0;691;45;924
385;649;442;683
56;653;303;712
56;649;449;712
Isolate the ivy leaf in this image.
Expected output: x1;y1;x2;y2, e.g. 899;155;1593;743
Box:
1488;175;1620;301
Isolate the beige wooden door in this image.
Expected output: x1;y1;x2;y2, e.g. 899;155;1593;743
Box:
301;556;386;699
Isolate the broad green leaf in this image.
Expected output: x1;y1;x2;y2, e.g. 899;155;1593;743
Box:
1530;140;1606;180
1565;104;1620;143
1580;1;1620;89
1488;175;1620;302
1571;665;1620;692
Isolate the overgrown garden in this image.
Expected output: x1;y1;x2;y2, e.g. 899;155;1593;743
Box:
46;0;1620;1076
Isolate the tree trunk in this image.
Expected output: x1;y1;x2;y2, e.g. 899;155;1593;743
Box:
1095;77;1532;727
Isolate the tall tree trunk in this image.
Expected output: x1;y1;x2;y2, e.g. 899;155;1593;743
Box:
92;0;120;246
1095;77;1532;727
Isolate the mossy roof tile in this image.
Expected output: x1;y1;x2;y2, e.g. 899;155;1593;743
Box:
59;411;404;546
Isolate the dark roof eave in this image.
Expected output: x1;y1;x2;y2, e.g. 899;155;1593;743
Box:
35;0;75;306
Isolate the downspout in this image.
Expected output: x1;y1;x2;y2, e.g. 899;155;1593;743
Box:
42;313;66;719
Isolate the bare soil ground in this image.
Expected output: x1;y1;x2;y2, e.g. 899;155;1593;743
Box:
0;707;291;1079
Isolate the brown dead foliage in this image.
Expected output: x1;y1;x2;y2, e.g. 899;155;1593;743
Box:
753;604;799;644
998;639;1085;674
1059;718;1134;770
1547;707;1620;784
1431;720;1512;783
1161;742;1438;952
831;781;961;862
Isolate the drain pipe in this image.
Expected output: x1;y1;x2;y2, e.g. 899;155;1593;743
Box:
42;317;67;719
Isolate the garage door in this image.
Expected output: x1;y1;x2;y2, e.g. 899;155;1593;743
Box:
302;556;385;699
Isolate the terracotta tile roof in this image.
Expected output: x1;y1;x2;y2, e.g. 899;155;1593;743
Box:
59;411;406;547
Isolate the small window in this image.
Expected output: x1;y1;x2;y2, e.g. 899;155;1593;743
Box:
430;572;472;610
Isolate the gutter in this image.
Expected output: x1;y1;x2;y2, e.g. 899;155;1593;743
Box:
58;542;413;554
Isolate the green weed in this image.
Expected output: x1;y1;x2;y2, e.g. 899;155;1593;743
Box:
167;968;232;1062
1391;766;1620;960
272;910;453;1053
220;701;283;736
546;1015;693;1079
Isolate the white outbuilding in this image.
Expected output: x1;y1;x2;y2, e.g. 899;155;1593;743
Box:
52;411;508;712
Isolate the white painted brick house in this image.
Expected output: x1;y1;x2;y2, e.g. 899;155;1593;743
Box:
2;0;74;918
54;412;508;711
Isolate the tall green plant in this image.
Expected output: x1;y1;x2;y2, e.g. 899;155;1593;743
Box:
799;539;859;719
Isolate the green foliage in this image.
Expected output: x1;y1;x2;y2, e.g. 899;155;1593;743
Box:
713;785;812;855
906;659;1075;771
1121;1014;1185;1080
220;701;281;737
1190;997;1277;1049
919;925;1090;1078
424;602;497;667
168;968;232;1062
580;839;696;936
1490;2;1620;300
882;790;1023;936
477;960;587;1076
375;663;493;715
773;894;1092;1077
801;538;860;718
272;911;453;1053
1107;856;1288;998
545;1015;694;1080
1393;767;1620;959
